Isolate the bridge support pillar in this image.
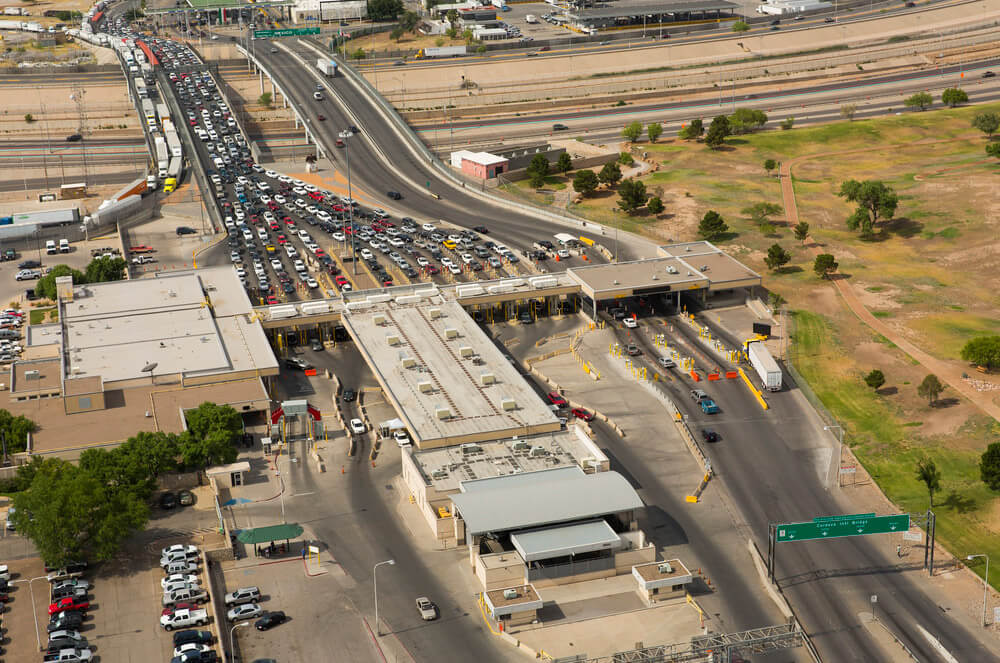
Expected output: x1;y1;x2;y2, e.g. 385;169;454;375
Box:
259;70;264;95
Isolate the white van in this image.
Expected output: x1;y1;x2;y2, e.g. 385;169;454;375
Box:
45;240;57;254
59;238;70;253
313;91;323;101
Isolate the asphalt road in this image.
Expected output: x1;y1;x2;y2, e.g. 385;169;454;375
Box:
245;43;650;263
608;298;997;662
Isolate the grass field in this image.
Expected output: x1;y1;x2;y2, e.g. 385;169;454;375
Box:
28;308;56;325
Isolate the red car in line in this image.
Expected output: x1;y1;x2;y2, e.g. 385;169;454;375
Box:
547;391;567;407
49;597;90;615
571;408;594;422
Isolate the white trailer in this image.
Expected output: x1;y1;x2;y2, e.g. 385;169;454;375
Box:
316;58;337;76
165;129;182;158
154;136;169;179
747;341;782;391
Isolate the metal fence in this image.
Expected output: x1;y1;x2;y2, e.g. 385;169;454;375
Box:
526;554;614;582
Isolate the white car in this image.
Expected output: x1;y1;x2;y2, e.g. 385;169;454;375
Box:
394;430;411;447
161;574;200;589
163;579;199;595
421;223;436;232
161;544;198;558
307;278;319;289
415;597;437;621
338;129;352;138
173;643;211;658
349;418;366;435
416;257;429;267
227;603;263;621
623;318;637;329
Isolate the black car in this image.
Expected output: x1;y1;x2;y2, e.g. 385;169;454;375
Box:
984;71;996;78
386;191;402;200
473;225;489;234
65;134;83;142
173;629;213;648
48;612;84;632
176;226;197;235
255;610;287;631
160;491;178;509
284;357;311;371
25;288;38;301
552;123;569;131
341;388;356;402
701;429;720;443
19;259;41;269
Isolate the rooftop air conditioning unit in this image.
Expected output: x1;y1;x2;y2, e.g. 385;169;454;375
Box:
444;327;458;339
658;562;674;574
429;308;442;319
401;356;416;369
500;396;515;409
503;588;518;600
482;373;497;386
435;407;452;420
418;381;433;393
459;346;474;358
386;334;401;346
373;313;387;325
432;469;448;479
24;370;40;380
529;445;548;457
512;440;531;451
461;443;482;454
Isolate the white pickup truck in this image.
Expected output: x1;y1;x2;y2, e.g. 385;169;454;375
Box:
160;608;209;631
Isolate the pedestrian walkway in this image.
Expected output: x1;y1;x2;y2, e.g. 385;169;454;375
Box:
778;144;1000;423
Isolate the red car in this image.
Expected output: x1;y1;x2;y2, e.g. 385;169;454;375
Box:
162;602;198;616
547;391;567;407
423;265;439;275
130;245;154;253
49;597;90;615
266;295;278;304
276;234;287;244
334;276;350;287
571;408;594;422
308;191;323;201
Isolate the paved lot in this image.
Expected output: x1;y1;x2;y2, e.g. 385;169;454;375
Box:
3;557;48;661
124;203;219;278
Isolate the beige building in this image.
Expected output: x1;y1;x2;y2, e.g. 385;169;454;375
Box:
4;267;278;456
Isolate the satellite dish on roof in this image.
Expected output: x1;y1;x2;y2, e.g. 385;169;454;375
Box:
141;362;158;373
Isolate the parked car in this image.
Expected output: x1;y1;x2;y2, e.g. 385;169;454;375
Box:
172;629;213;648
570;408;594;422
546;391;567;407
161;491;178;509
415;597;437;621
176;226;197;235
254;610;287;630
49;597;90;615
224;586;261;606
227;603;263;621
162;544;199;558
284;357;311;371
162;574;201;590
178;489;195;506
47;611;84;633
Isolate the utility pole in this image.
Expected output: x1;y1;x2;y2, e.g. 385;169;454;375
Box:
70;85;89;186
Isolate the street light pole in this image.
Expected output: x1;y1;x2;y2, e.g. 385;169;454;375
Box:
230;620;250;658
968;554;990;627
344;130;356;276
373;558;395;636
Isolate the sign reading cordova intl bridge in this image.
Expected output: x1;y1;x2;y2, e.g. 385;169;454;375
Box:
776;513;910;543
254;27;319;38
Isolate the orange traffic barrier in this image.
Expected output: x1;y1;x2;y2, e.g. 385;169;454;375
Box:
690;371;700;382
725;371;739;379
707;373;720;381
304;368;317;377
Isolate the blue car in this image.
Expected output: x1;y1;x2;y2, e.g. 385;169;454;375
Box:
700;399;720;414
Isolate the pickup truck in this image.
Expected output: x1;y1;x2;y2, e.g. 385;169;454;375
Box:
160;607;209;631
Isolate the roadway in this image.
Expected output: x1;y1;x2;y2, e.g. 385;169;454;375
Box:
608;298;998;662
243;43;653;263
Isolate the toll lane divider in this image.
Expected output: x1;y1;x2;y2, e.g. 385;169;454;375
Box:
738;367;769;410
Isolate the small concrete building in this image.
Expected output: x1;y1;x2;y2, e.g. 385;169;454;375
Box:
450;150;509;179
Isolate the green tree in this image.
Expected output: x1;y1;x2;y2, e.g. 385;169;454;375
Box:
400;9;419;31
526;153;550;188
445;26;457;39
781;117;795;131
178;402;242;469
462;28;475;45
390;26;404;41
698;210;729;240
741;201;782;229
679;118;703;140
622;121;642;142
728;108;767;134
35;264;87;301
864;369;885;391
731;20;749;32
903;91;933;111
367;0;403;21
917;374;944;405
763;158;777;176
769;291;785;310
915;458;941;507
258;92;272;107
764;243;790;271
618;151;634;166
647;196;664;214
24;113;34;124
11;458;149;566
941;87;968;108
446;8;458;24
813;253;838;278
971;112;999;138
351;47;366;61
617;178;647;214
987;142;1000;161
840;104;857;121
435;37;445;47
598;161;622;187
838;179;898;236
84;256;126;283
572;169;598;196
960;336;1000;369
80;431;179;500
793;221;809;243
0;409;37;453
556;152;573;173
764;242;792;270
646;122;662;143
980;442;1000;491
705;115;731;148
476;44;487;54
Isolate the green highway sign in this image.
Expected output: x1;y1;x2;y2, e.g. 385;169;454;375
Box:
254;27;319;38
776;513;910;543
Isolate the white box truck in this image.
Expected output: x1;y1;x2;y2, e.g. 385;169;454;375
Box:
747;341;782;391
525;14;538;23
316;58;337;76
